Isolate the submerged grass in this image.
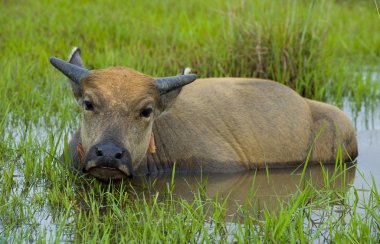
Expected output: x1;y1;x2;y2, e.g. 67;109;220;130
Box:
1;0;380;242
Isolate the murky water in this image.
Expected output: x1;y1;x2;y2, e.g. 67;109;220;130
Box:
133;163;356;213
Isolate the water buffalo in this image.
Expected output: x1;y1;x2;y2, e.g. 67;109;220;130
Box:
50;47;358;181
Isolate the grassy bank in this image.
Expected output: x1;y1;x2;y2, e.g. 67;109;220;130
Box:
0;0;379;242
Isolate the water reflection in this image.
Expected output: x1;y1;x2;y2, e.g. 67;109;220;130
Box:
354;129;380;188
131;163;356;213
342;98;380;189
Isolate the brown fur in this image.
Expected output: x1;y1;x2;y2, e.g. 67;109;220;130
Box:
146;78;357;173
81;68;158;105
306;99;358;162
67;68;358;176
77;68;159;171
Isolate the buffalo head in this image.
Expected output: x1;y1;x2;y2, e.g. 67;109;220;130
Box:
50;47;196;180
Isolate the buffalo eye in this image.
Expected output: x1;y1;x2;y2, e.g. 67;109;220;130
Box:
140;108;153;118
83;100;94;111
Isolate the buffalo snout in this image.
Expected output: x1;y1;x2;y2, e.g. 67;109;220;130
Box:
95;143;124;159
82;141;133;180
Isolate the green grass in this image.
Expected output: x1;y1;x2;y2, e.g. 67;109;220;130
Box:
0;0;380;242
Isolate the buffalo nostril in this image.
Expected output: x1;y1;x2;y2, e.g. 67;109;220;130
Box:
94;143;124;159
96;147;103;157
115;152;123;159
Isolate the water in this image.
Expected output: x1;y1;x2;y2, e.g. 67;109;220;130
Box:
342;99;380;190
134;163;357;214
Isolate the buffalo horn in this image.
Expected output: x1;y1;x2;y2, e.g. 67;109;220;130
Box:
49;57;90;84
154;74;197;94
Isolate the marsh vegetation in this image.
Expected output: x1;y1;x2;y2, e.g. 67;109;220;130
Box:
0;0;379;242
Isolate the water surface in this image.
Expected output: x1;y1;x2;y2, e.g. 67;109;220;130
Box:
343;100;380;189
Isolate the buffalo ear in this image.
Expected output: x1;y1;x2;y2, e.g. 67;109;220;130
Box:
68;47;84;67
158;88;182;112
67;47;84;103
157;67;196;112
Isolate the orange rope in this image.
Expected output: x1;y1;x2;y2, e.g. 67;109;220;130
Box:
76;143;85;159
149;132;156;154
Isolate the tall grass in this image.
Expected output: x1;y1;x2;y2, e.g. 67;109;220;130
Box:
0;0;379;114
